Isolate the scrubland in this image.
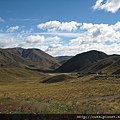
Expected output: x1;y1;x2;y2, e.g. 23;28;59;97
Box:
0;73;120;114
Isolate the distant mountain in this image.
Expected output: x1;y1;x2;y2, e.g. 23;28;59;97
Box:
0;47;60;70
55;56;73;60
55;56;73;64
55;50;109;73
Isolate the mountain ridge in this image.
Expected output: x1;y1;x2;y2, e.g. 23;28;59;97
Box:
0;47;60;70
55;50;120;75
55;50;108;72
0;48;120;75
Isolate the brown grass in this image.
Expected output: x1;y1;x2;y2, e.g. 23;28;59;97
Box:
0;74;120;114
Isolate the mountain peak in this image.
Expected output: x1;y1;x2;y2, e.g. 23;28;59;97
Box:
0;47;60;70
55;50;108;72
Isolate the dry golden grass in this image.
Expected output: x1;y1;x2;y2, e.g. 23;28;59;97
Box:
0;74;120;114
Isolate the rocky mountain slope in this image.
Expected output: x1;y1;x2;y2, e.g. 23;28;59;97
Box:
0;47;60;70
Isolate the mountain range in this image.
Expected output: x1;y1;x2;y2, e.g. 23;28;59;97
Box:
0;48;120;75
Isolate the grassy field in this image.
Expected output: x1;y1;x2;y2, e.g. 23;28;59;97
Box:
0;72;120;114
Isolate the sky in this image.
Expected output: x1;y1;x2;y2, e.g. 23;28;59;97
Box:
0;0;120;56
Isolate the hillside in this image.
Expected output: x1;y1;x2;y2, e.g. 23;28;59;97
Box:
0;68;46;82
80;55;120;75
0;48;60;70
55;50;108;73
0;48;120;76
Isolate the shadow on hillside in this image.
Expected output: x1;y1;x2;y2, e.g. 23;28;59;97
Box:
25;67;54;73
41;74;74;83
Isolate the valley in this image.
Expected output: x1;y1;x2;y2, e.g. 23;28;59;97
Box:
0;48;120;114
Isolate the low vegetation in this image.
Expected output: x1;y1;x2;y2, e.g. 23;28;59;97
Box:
0;73;119;114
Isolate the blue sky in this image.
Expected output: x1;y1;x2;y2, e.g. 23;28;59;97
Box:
0;0;120;56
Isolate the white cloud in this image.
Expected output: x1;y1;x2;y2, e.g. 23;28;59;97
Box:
44;21;120;56
1;21;120;56
37;20;60;30
0;40;8;47
0;34;20;48
37;21;81;31
37;32;84;38
80;22;120;43
45;42;120;57
0;17;4;22
45;36;60;42
59;21;81;31
26;35;60;44
10;18;39;22
113;21;120;30
92;0;104;10
7;26;19;32
69;37;83;46
26;35;44;43
92;0;120;13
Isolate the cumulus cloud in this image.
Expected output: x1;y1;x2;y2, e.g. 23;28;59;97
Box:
59;21;81;31
69;37;83;46
26;35;44;43
92;29;101;37
1;20;120;56
0;17;4;22
45;36;60;42
80;22;120;43
45;42;120;57
45;21;120;56
37;21;60;30
7;26;19;32
0;34;20;48
113;21;120;30
92;0;120;13
26;35;60;44
37;21;81;31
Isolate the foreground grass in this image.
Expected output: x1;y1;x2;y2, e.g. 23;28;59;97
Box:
0;75;120;114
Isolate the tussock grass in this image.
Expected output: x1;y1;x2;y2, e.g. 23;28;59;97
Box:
0;68;46;82
0;74;120;114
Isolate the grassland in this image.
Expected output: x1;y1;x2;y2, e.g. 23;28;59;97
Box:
0;72;120;114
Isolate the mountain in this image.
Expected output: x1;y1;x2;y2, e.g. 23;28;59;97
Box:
80;55;120;74
0;48;120;75
55;50;109;73
0;47;60;70
55;56;73;60
55;56;73;64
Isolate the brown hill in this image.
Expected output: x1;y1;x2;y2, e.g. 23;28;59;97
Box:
0;68;45;82
80;55;120;75
55;50;108;72
0;48;60;70
42;74;74;83
0;48;32;68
